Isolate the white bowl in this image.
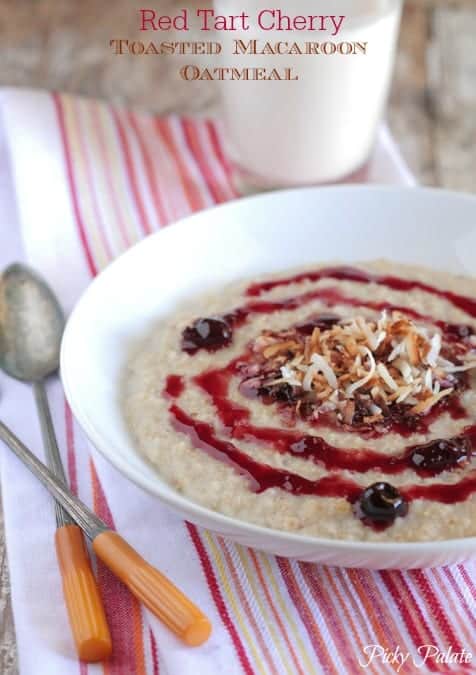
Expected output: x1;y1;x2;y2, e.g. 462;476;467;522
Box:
61;185;476;569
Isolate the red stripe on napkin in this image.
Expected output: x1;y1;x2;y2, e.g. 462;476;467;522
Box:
186;524;254;675
90;460;147;675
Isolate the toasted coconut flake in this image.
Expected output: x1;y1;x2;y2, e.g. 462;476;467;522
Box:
263;341;299;359
316;386;332;400
424;369;433;392
303;337;312;362
346;347;376;397
396;386;414;403
405;332;420;366
280;365;302;387
393;358;413;383
357;317;376;350
342;400;355;424
304;353;338;390
388;341;405;362
364;414;382;424
410;388;453;414
376;362;399;392
426;333;441;367
445;361;476;373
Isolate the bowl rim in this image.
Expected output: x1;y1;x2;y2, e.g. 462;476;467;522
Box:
61;184;476;555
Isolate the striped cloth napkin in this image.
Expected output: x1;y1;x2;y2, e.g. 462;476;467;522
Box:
0;87;474;675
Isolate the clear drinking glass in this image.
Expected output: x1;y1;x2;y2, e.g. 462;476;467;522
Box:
214;0;403;192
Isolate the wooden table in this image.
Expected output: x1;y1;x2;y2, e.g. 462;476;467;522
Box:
0;0;474;671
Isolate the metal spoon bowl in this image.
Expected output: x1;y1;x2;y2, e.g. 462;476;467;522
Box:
0;263;70;506
0;263;65;382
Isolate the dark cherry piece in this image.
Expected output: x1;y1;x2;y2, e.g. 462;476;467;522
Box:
353;482;408;526
257;382;298;404
410;438;472;474
294;313;341;335
182;317;232;354
441;322;474;341
381;404;421;433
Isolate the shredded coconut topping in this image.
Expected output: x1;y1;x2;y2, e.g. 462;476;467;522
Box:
246;311;476;425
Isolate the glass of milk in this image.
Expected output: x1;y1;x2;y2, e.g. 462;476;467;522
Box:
214;0;403;191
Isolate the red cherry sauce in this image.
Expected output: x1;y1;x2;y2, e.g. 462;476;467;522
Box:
246;265;476;321
194;370;473;475
168;402;476;506
241;286;473;344
165;375;185;399
169;403;363;500
182;266;475;355
185;287;474;351
164;371;476;517
194;367;249;430
193;359;467;448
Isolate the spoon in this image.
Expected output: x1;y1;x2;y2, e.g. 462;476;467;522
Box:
0;263;212;648
0;263;112;662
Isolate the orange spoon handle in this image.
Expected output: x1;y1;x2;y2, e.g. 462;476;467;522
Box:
93;530;211;646
55;525;112;662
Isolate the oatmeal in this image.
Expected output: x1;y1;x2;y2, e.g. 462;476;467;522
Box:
122;261;476;542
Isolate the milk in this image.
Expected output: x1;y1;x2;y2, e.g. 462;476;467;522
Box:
214;0;403;188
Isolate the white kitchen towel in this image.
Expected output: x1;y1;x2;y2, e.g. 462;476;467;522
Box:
3;88;473;675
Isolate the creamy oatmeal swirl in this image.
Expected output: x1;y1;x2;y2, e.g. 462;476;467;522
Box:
122;261;476;542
